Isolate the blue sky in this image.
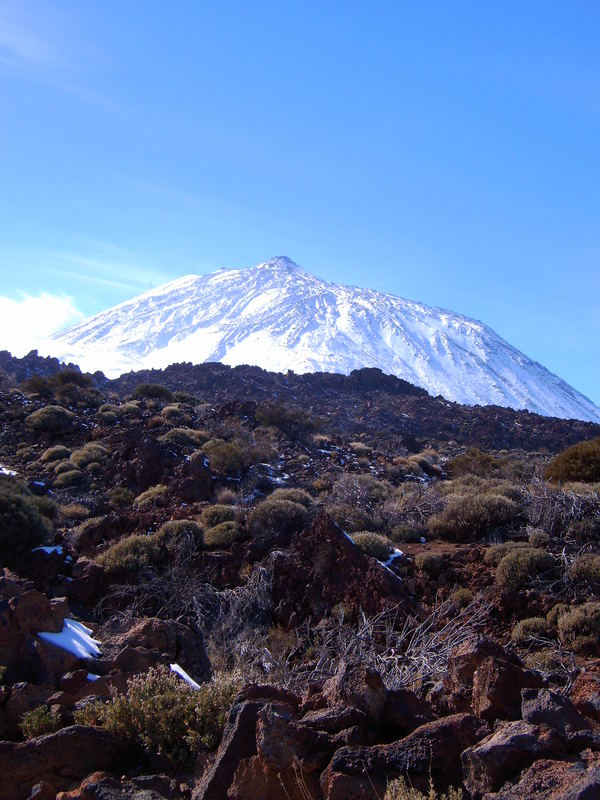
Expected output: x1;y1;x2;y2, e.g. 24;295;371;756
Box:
0;1;599;404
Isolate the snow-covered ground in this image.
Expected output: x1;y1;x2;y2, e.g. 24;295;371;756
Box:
37;618;101;659
41;256;600;423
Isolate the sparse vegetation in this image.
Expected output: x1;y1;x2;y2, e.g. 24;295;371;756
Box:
545;437;600;483
19;705;63;738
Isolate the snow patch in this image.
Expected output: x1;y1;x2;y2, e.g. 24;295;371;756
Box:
37;618;101;659
170;662;201;689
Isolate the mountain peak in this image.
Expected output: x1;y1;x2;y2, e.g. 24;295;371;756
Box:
259;256;302;272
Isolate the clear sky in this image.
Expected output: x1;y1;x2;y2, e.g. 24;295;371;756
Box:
0;1;598;404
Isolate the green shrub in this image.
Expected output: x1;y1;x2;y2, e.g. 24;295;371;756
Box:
450;588;473;608
511;617;549;645
429;492;519;542
545;438;600;483
255;401;315;441
200;504;237;528
546;603;571;628
204;521;244;549
74;666;239;768
31;494;58;520
0;478;52;562
384;777;462;800
54;459;76;474
159;428;208;447
569;555;600;585
25;405;75;433
19;705;62;738
40;445;71;463
133;484;168;509
95;410;117;425
415;552;444;576
267;487;314;509
54;469;84;488
155;519;204;552
567;517;600;543
528;529;550;548
390;525;424;544
247;497;309;537
134;383;174;402
495;548;555;589
202;441;246;476
447;448;503;478
97;534;161;576
483;541;529;567
70;443;109;468
557;602;600;652
108;487;135;509
351;531;392;561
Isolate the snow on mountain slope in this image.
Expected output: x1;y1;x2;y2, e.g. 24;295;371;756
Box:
41;256;600;423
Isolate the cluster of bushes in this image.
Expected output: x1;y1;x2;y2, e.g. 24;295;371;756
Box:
0;476;56;563
159;428;208;448
22;369;100;408
75;666;239;768
256;401;316;441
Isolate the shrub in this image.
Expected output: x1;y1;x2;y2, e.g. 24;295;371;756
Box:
133;484;168;509
97;534;161;577
528;529;550;548
19;705;62;738
200;504;237;528
495;548;555;589
450;588;473;609
384;777;462;800
159;428;208;447
447;448;502;478
546;603;571;628
557;602;600;652
0;478;52;562
351;532;392;561
256;401;315;441
161;404;183;420
202;441;246;476
415;552;444;576
267;487;314;509
247;497;309;537
429;492;519;542
70;443;109;468
95;410;117;425
74;666;238;768
215;487;237;505
155;519;204;552
40;445;71;463
569;555;600;585
511;617;549;645
483;541;529;567
390;525;424;544
54;469;84;488
59;502;89;520
54;459;76;474
204;521;244;549
567;517;600;543
26;405;75;433
31;494;58;520
545;438;600;483
134;383;174;402
108;487;135;509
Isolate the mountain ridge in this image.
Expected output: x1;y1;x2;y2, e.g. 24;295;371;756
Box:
42;256;600;423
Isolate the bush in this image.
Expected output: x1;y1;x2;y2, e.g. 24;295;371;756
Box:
384;777;462;800
528;529;550;548
40;445;71;463
545;438;600;483
155;519;203;552
204;521;244;549
429;492;519;542
26;405;75;433
495;548;555;589
557;602;600;652
74;666;238;768
133;484;168;509
134;383;174;402
450;587;473;609
247;497;309;537
0;477;52;562
159;428;208;447
54;459;76;474
108;487;135;509
390;524;424;544
215;487;237;505
415;552;444;576
70;443;109;468
351;531;392;561
447;448;503;478
200;504;237;528
97;534;161;577
202;441;246;476
256;401;315;441
267;487;314;509
484;541;530;567
19;705;62;738
54;469;84;488
95;410;117;425
569;555;600;585
511;617;549;645
546;603;571;628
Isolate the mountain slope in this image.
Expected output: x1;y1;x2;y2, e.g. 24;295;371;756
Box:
42;256;600;422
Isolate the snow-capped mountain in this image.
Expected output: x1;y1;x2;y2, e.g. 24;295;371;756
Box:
42;256;600;423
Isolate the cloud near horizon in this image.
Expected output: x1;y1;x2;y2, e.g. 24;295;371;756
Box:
0;293;84;357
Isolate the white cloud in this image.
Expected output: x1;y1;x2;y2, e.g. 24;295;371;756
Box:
0;293;84;357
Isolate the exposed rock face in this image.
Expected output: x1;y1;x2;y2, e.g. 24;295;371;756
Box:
485;753;600;799
0;725;123;800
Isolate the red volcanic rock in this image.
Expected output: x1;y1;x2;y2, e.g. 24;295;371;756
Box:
270;512;414;623
322;660;386;726
570;670;600;724
487;752;600;799
0;725;123;800
4;682;55;736
383;687;435;735
321;713;489;799
173;450;214;503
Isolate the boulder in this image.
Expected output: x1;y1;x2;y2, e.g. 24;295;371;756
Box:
570;671;600;724
484;752;600;799
321;713;490;799
322;660;386;725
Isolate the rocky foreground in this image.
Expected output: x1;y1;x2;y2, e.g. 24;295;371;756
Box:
1;355;600;799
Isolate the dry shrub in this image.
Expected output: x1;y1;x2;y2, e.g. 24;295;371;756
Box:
97;534;161;577
204;521;244;549
557;602;600;652
268;487;314;509
155;519;203;553
483;541;530;567
545;438;600;484
70;442;109;468
215;487;237;505
202;440;247;476
40;445;71;463
26;405;75;433
108;487;135;509
134;383;174;402
54;469;84;488
385;777;462;800
159;427;208;447
511;617;549;645
351;531;392;561
495;548;555;588
133;484;168;509
59;503;89;520
200;504;237;528
247;497;309;537
569;555;600;586
415;552;444;576
429;491;519;542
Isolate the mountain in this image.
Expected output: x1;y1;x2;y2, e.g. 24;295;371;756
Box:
41;256;600;423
